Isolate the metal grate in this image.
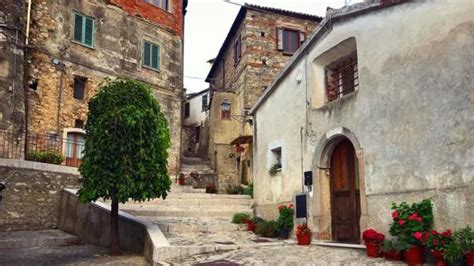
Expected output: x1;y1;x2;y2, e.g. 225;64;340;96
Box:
326;58;359;102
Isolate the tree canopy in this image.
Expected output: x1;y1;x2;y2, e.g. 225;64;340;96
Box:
78;79;171;204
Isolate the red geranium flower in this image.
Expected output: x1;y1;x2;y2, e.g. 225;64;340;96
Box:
278;205;284;210
398;219;406;225
414;232;423;240
392;210;399;219
288;203;294;208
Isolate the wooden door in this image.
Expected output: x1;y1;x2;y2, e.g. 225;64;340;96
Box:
65;133;85;167
330;139;360;243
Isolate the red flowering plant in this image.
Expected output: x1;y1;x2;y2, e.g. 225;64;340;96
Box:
424;230;453;251
277;204;295;231
363;229;385;244
295;223;311;236
389;199;433;247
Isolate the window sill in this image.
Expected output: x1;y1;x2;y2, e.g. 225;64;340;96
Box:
142;65;161;73
71;40;95;50
315;90;358;111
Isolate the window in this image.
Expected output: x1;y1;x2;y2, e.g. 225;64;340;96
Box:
195;126;200;143
277;28;305;54
271;147;282;170
144;0;168;11
220;99;231;119
184;102;190;118
326;54;358;102
73;12;94;47
201;93;208;111
234;35;242;66
65;132;85;167
73;76;87;100
143;40;161;70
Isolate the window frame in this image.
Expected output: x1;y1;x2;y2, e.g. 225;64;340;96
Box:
72;12;95;48
201;93;208;112
144;0;169;11
220;100;231;120
277;27;302;55
184;102;190;119
233;35;242;66
73;76;87;100
142;40;161;71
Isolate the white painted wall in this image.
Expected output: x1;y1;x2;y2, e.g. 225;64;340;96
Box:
184;91;209;127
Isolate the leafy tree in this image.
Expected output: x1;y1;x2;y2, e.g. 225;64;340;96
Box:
78;79;171;255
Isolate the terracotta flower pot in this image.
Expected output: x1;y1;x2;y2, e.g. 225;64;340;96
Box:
431;250;447;266
383;250;404;261
296;232;312;245
178;178;185;186
466;251;474;266
404;245;424;266
246;221;256;232
366;242;381;258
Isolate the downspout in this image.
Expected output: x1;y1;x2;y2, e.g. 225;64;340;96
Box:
25;0;32;45
23;0;33;158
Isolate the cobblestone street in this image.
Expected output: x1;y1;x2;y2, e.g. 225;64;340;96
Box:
162;245;404;265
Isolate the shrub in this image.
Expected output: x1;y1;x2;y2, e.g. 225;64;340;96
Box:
443;226;474;263
424;229;453;251
277;204;294;231
255;220;278;238
226;184;243;195
231;212;251;224
205;183;217;194
27;150;64;165
243;183;253;198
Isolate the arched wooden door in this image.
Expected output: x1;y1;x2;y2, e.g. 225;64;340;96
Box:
330;138;360;243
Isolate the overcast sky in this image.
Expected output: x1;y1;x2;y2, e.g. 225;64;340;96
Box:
183;0;363;93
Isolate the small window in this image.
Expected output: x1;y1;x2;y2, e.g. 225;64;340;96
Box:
184;102;190;118
143;40;161;70
75;119;84;129
73;12;94;47
220;99;231;120
144;0;168;11
73;76;87;100
195;126;201;143
233;35;242;66
201;94;208;111
326;54;358;102
271;147;282;170
277;28;304;54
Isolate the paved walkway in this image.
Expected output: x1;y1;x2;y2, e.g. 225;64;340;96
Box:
161;245;404;265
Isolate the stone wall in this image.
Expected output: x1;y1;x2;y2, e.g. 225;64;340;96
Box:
0;1;26;133
0;159;80;231
24;0;183;174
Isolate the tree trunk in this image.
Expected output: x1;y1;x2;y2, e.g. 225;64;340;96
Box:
110;196;122;255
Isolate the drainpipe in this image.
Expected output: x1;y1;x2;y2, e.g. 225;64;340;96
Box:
25;0;32;45
23;0;33;158
300;127;304;192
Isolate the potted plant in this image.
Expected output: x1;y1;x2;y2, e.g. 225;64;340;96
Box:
389;199;434;266
231;212;251;224
444;226;474;266
362;229;385;257
246;217;257;232
205;183;217;194
178;174;186;186
424;230;453;266
269;162;281;176
295;223;312;245
382;239;407;261
277;204;294;239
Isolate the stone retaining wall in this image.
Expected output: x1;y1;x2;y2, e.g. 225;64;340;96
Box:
0;159;80;231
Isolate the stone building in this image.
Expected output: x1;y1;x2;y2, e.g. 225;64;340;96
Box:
182;88;210;157
0;0;187;174
205;4;320;191
250;0;473;243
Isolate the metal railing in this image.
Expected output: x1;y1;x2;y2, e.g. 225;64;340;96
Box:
326;59;359;102
0;129;84;168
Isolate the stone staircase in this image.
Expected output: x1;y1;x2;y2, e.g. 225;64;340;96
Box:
180;157;216;189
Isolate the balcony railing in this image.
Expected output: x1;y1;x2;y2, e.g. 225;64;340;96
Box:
326;59;359;102
0;129;84;168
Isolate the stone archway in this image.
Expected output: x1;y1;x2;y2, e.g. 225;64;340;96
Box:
310;127;367;242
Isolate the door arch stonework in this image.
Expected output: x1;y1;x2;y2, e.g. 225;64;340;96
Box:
310;127;367;242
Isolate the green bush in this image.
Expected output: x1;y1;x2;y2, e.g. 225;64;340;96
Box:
255;220;278;238
243;183;253;198
231;212;251;224
27;150;64;165
277;204;294;231
389;199;433;246
443;226;474;264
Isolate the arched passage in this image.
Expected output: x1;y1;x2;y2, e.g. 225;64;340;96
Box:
311;127;367;243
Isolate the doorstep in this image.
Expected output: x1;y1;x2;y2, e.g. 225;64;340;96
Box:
313;240;366;249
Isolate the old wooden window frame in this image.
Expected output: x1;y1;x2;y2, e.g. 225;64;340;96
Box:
233;35;242;66
142;40;161;71
201;93;208;111
277;28;304;55
144;0;169;11
73;76;87;100
72;12;95;48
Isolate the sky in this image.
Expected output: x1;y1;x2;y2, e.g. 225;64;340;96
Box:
183;0;363;93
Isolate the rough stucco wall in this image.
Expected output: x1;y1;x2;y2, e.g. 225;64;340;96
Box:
254;0;474;237
0;1;25;133
207;9;318;188
0;159;80;231
25;0;183;174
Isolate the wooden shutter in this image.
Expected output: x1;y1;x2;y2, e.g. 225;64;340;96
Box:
277;28;283;51
73;14;83;42
151;44;159;69
143;42;151;67
300;31;306;45
84;17;94;46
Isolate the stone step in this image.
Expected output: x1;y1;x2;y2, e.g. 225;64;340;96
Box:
122;208;252;218
182;157;210;164
170;185;206;193
164;192;251;200
127;198;253;207
0;230;80;250
180;167;213;173
141;217;247;233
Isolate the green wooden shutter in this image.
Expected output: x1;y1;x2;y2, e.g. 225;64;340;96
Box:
151;44;159;69
74;14;83;42
84;17;94;46
143;42;151;67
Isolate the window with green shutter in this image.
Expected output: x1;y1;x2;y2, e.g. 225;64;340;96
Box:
73;12;95;47
142;41;160;70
